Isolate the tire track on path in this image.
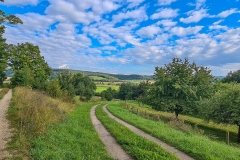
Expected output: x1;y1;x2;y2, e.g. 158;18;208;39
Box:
0;89;12;159
90;105;132;160
103;105;194;160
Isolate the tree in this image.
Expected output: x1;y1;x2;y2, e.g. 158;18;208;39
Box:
118;83;137;101
9;43;51;88
0;0;22;86
222;69;240;83
101;87;117;101
145;57;213;119
198;83;240;142
46;79;62;98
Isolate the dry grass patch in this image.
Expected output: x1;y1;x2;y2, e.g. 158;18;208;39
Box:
0;88;10;99
7;87;74;158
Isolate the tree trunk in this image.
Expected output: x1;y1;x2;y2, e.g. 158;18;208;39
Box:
238;125;240;143
175;111;179;120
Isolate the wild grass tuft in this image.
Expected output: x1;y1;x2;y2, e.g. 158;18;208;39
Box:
31;103;113;160
7;87;74;158
0;88;10;99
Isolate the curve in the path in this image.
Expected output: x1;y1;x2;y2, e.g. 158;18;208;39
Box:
90;105;132;160
103;105;194;160
0;89;12;159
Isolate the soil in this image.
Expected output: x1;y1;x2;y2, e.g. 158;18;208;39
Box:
90;105;132;160
0;89;12;159
103;105;194;160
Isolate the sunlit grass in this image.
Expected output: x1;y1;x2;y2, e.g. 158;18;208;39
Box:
31;103;113;160
107;102;240;160
96;85;119;93
96;105;178;160
0;88;9;99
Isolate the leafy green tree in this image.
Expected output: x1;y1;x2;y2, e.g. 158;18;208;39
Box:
46;79;62;98
101;87;116;101
199;83;240;142
9;43;51;88
0;0;22;86
10;67;34;87
145;57;213;119
222;69;240;83
118;83;137;100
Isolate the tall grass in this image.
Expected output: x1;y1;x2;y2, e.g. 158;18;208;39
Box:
0;88;9;99
96;105;178;160
125;101;239;144
107;102;240;160
7;87;74;158
31;103;113;160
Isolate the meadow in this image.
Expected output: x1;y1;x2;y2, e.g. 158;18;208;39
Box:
126;101;239;145
107;102;240;160
96;84;119;92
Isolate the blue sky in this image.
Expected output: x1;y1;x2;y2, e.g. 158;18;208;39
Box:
1;0;240;75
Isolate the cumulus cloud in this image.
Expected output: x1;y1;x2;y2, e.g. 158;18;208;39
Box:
45;0;100;24
158;0;176;5
151;8;178;19
180;9;208;23
136;25;161;38
217;8;239;18
3;0;38;6
58;64;69;69
170;26;204;36
112;7;148;23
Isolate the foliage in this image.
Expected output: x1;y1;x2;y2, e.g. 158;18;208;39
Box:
46;79;62;98
222;69;240;83
144;57;213;118
7;87;73;158
58;71;96;101
101;87;118;101
107;102;240;160
198;83;240;142
0;0;22;86
31;103;112;160
96;105;178;160
118;82;138;100
8;43;51;89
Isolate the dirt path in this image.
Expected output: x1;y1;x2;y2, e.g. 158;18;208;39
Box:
103;105;194;160
0;89;12;159
90;105;132;160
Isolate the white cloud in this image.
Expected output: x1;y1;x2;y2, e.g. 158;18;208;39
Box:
217;8;239;18
151;8;178;19
209;25;228;30
180;9;208;23
58;64;69;69
136;25;161;38
112;7;148;23
3;0;38;5
45;0;100;24
158;0;176;5
170;26;204;36
196;0;206;9
126;0;145;8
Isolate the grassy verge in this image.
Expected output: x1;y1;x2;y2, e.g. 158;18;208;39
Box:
0;88;9;99
31;103;113;160
107;102;240;160
7;87;74;159
125;101;239;145
96;105;178;160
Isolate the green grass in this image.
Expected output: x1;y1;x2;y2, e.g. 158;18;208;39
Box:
96;105;178;160
107;102;240;160
31;103;113;160
96;85;119;93
0;88;9;99
126;101;239;145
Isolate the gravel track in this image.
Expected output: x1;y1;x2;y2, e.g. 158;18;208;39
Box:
103;105;194;160
90;105;132;160
0;89;12;159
